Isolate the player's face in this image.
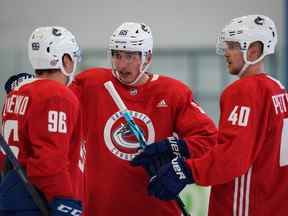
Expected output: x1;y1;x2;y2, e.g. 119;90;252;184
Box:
111;50;142;85
223;41;245;75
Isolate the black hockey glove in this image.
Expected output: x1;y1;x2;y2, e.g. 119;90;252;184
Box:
148;156;194;200
50;197;82;216
131;136;190;169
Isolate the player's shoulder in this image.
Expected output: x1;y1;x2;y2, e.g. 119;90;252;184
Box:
23;79;78;105
74;67;113;85
150;74;191;93
259;74;286;91
222;73;284;98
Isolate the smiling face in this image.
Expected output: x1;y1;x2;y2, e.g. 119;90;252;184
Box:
223;41;245;75
111;50;143;85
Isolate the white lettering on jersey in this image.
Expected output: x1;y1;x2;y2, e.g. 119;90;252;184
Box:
2;94;29;116
1;120;20;158
272;93;288;115
228;106;250;127
48;111;67;133
280;118;288;167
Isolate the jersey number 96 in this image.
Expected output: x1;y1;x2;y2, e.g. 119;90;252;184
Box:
48;110;67;133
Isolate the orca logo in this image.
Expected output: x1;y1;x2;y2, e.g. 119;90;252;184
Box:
104;110;155;161
255;16;264;25
141;24;149;32
52;28;62;36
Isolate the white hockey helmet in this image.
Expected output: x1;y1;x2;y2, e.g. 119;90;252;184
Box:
108;22;153;85
28;26;81;84
216;15;277;76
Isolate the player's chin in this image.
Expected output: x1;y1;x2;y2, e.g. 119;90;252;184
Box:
227;67;239;75
119;76;135;85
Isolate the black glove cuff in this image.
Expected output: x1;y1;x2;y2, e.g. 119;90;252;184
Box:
167;137;190;158
179;157;194;184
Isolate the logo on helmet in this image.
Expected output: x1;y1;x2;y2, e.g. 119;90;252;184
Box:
255;16;264;25
50;59;59;66
52;28;62;36
31;42;40;51
119;30;128;36
141;24;149;32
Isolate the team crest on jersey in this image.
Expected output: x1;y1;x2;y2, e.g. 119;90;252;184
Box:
104;110;155;161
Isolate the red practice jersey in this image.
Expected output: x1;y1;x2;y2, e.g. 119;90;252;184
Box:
70;68;217;216
188;73;288;216
1;78;83;201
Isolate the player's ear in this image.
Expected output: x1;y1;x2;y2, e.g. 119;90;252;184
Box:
247;41;263;61
62;54;73;74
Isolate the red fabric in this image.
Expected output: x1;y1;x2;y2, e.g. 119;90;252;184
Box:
188;73;288;216
70;68;217;216
1;79;83;202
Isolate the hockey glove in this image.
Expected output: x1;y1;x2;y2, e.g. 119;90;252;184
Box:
0;170;45;214
148;156;194;200
131;136;190;169
5;72;35;94
50;198;82;216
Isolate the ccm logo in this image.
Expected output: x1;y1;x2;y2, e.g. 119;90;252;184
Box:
57;204;82;216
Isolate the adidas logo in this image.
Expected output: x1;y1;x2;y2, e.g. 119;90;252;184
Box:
157;99;168;108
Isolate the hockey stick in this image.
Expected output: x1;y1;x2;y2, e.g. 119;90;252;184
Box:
104;81;191;216
0;134;50;216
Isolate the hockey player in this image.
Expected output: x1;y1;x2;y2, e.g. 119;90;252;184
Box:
70;22;217;216
0;26;83;216
136;15;288;216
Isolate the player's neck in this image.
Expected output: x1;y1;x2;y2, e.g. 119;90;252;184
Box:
37;72;66;85
240;62;265;78
134;73;151;86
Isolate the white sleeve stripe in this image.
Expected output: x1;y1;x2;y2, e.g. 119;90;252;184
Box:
245;167;253;216
233;177;239;216
233;166;253;216
239;174;245;216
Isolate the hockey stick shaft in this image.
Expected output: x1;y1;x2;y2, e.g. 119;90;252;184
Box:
104;81;190;216
0;134;49;216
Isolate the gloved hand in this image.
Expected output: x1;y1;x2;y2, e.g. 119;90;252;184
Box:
0;169;47;215
148;156;194;200
131;136;190;169
50;198;82;216
5;72;35;93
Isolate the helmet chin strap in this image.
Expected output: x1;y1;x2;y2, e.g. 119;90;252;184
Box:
237;50;265;77
128;55;151;86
